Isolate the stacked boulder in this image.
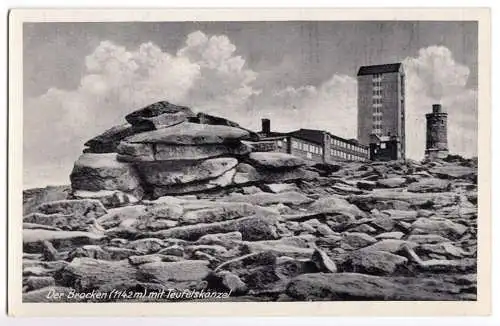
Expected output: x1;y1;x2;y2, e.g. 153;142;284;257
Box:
21;101;478;302
70;101;316;206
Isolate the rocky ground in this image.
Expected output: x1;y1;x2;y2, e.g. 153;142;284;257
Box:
22;101;478;302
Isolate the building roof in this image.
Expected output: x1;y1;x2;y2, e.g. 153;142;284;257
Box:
287;129;368;148
357;63;403;76
287;129;325;145
257;131;289;139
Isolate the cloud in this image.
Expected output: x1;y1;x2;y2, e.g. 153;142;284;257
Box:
247;75;358;138
403;45;477;159
24;32;259;188
24;33;477;189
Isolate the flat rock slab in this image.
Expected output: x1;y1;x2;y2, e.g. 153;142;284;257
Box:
309;196;366;218
339;249;408;275
192;112;260;141
407;178;451;193
138;260;211;283
125;101;195;126
151;168;236;197
341;232;378;249
407;234;452;244
148;215;278;241
411;217;468;239
131;111;191;131
23;229;106;253
56;258;138;292
350;190;459;208
35;199;108;222
429;165;476;180
124;122;249;145
117;142;251;162
84;123;138;153
286;273;466;300
223;191;313;206
180;202;277;225
240;241;314;259
262;183;300;194
72;190;140;208
137;157;238;186
377;177;407;188
70;153;143;197
361;239;418;254
248;152;306;169
23;212;91;232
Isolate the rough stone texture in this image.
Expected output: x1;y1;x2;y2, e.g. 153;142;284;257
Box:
148;215;278;242
411;217;468;239
286;273;469;301
223;191;313;206
23;185;71;215
310;196;366;218
248;152;306;169
23;103;478;303
34;199;107;224
56;258;138;292
180;202;277;225
124;122;250;145
125;101;195;126
137;158;238;186
72;190;140;208
339;249;408;275
429;165;476;180
151;169;237;197
23;229;106;253
138;260;210;283
407;178;450;193
84;123;139;154
70;153;143;198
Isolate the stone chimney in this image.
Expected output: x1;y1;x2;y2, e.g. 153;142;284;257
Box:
425;104;449;159
261;118;271;135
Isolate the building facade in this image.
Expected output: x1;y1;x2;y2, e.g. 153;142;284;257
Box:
357;63;406;160
256;119;369;164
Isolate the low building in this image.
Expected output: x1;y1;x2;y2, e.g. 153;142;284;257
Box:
369;134;402;161
256;119;370;164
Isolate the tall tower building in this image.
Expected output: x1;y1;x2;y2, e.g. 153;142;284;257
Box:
425;104;449;159
357;63;406;159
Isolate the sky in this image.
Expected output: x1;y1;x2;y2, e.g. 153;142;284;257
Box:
23;21;478;188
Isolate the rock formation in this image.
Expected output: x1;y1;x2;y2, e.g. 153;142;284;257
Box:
22;101;478;302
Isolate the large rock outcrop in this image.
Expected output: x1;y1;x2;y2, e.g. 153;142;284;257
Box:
71;101;317;201
22;101;478;303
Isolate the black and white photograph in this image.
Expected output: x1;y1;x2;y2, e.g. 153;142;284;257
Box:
7;8;491;316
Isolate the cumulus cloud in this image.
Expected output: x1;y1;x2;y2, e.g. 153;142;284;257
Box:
24;32;259;188
24;32;477;188
248;75;358;138
403;45;477;160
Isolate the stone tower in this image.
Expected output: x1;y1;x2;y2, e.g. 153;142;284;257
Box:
425;104;449;159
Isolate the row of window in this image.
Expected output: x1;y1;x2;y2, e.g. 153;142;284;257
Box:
330;149;367;161
373;107;382;114
330;138;367;154
292;140;323;155
372;127;383;135
372;89;383;96
372;98;382;104
373;115;383;122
